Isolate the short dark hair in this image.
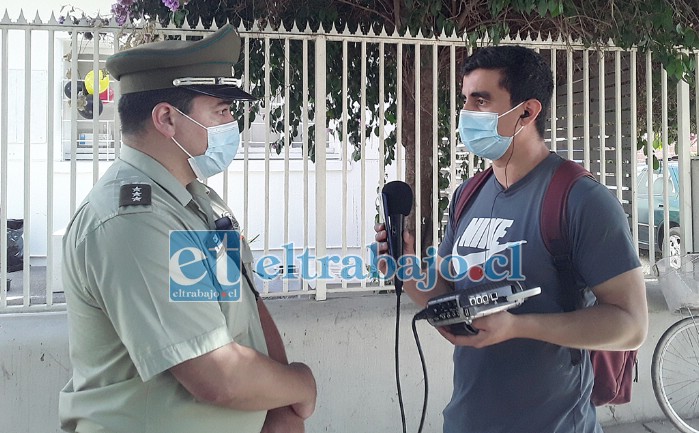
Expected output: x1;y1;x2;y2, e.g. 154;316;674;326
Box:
117;88;197;135
461;46;554;138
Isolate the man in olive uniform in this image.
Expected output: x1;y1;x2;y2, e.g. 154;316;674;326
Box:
59;25;316;433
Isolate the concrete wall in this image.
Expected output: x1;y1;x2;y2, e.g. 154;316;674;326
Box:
0;281;683;433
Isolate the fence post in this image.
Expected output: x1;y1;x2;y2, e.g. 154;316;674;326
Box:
314;35;327;301
677;78;693;254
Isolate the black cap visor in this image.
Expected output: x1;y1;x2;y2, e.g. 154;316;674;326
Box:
183;84;256;101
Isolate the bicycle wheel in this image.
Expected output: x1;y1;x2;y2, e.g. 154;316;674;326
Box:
651;317;699;433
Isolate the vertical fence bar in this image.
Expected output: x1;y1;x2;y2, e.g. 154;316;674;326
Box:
661;68;669;256
69;30;78;216
583;50;590;170
263;36;271;294
615;51;622;201
379;41;385;182
630;50;639;249
377;41;385;289
23;27;31;306
314;35;327;300
396;43;403;181
221;36;229;199
283;38;290;293
92;31;100;184
414;44;421;261
677;76;692;255
341;39;348;290
302;39;309;291
432;43;438;250
449;45;456;194
1;25;8;309
566;49;573;160
695;54;699;252
46;28;55;304
243;35;250;232
359;40;367;290
113;29;122;159
550;48;557;151
646;51;655;258
598;50;606;186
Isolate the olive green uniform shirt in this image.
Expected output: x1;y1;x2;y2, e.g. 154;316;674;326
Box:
59;145;268;433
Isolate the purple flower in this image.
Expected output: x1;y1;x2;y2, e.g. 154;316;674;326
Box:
110;0;136;26
161;0;180;12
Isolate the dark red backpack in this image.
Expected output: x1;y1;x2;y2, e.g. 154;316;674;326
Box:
451;159;638;406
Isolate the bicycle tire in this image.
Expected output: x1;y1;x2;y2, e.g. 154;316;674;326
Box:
651;317;699;433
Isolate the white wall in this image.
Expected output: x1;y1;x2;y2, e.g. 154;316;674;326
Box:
0;282;684;433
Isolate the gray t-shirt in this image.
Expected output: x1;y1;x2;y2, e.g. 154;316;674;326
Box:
438;153;640;433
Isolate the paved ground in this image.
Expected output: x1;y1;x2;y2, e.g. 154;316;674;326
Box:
604;419;683;432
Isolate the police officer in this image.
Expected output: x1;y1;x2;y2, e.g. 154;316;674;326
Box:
59;25;316;433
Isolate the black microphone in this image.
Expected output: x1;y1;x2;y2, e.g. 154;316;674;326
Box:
381;181;413;295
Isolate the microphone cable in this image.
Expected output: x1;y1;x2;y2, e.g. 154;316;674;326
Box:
395;281;407;433
412;310;429;433
395;280;431;433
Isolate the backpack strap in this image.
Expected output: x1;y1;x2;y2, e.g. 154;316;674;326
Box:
451;167;494;231
541;160;595;367
540;160;595;312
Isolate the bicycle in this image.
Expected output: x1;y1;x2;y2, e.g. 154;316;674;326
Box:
651;254;699;433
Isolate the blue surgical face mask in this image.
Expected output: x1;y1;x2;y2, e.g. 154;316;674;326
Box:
458;102;525;161
172;108;240;179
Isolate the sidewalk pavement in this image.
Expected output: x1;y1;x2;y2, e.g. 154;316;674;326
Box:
603;419;682;432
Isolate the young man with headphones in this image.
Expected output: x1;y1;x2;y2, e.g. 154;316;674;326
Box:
375;46;648;432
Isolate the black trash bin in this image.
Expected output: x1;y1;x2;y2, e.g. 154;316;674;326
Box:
6;219;24;273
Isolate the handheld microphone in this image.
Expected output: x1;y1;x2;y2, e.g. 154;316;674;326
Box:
382;181;414;433
381;181;413;295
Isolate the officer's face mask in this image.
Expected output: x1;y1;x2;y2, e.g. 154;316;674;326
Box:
458;102;525;161
171;108;240;180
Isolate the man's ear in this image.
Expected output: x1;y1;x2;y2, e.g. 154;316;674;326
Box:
520;99;542;126
151;102;178;138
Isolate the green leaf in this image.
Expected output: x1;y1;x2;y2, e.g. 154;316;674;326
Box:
537;0;549;17
549;0;560;17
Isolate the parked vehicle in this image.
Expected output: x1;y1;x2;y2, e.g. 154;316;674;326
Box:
635;161;681;257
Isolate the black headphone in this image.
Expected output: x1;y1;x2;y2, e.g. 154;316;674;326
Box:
520;110;530;118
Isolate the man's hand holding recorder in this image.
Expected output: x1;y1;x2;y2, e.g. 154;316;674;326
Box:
374;224;528;349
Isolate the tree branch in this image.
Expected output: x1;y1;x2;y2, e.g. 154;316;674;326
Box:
333;0;394;25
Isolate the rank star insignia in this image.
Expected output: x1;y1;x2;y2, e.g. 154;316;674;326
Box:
120;184;152;207
132;188;142;201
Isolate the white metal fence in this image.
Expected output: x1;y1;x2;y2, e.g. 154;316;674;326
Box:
0;11;697;313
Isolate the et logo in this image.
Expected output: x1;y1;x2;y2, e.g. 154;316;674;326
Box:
169;230;242;302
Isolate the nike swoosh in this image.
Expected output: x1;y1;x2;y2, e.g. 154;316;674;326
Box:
451;240;527;274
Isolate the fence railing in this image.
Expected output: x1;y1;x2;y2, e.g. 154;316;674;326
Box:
0;11;697;313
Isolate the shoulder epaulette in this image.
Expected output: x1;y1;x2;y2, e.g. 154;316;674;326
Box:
119;184;152;207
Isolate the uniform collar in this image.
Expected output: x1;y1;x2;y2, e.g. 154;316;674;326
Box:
119;145;192;207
